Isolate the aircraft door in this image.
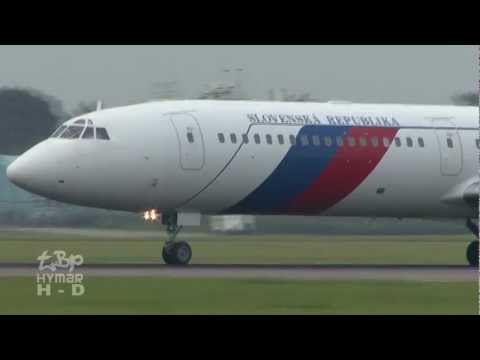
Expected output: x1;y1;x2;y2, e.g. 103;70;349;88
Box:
170;113;205;170
432;119;463;176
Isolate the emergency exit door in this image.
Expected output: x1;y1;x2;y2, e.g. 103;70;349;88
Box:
170;113;205;170
432;119;463;176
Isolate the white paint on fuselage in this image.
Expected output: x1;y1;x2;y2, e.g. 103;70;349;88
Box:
6;100;478;219
323;127;475;218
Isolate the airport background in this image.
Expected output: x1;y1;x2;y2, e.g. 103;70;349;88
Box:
0;62;476;234
0;45;477;314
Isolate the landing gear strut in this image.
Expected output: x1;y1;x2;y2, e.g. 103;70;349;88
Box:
465;218;478;267
161;212;192;266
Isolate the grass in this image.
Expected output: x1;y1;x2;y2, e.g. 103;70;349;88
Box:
0;229;476;314
0;230;472;265
0;277;476;314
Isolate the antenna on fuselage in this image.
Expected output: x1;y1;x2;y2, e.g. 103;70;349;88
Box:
96;100;103;111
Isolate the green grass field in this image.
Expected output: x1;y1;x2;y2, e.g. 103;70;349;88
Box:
0;229;476;314
0;229;473;265
0;277;476;314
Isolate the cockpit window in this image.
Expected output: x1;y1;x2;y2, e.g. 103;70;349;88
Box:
60;126;84;139
82;127;95;139
50;125;67;138
96;127;110;140
52;120;110;141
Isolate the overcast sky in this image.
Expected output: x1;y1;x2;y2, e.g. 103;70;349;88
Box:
0;45;476;111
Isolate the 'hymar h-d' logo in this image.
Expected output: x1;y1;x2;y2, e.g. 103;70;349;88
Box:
36;250;85;297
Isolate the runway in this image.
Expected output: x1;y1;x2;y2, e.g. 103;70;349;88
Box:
0;263;477;282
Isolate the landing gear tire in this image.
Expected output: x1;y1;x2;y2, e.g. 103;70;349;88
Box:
466;241;479;267
162;244;176;265
161;212;192;265
162;241;192;266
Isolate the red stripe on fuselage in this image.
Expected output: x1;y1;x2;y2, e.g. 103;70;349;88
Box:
286;127;398;215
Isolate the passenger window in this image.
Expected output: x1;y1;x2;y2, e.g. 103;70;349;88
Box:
312;135;321;146
187;132;195;143
61;126;84;139
324;136;332;147
230;133;237;144
336;136;344;147
218;133;225;143
476;139;480;149
266;134;273;145
242;134;249;144
96;127;110;140
254;134;261;144
51;125;67;138
359;137;367;147
371;137;379;147
277;134;285;145
406;137;413;147
82;127;95;139
300;135;309;146
383;137;390;147
418;138;424;148
394;137;401;147
446;138;453;148
348;136;356;147
289;135;297;145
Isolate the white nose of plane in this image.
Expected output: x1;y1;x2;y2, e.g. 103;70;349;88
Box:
6;141;58;198
6;157;26;186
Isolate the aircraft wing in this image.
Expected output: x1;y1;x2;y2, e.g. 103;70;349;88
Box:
441;177;479;209
463;181;479;208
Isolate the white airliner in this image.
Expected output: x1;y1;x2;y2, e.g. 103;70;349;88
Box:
6;100;479;266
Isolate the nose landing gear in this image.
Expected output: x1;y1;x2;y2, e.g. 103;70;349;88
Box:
465;218;478;267
161;212;192;266
162;241;192;265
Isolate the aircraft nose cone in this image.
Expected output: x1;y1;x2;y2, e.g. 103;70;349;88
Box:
6;142;57;197
6;157;29;188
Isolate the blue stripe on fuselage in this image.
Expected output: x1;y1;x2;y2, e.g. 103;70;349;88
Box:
225;126;348;214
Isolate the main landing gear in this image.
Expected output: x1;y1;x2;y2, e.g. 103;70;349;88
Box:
161;212;192;266
465;218;478;267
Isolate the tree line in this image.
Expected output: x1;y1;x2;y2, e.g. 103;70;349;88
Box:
0;88;97;155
